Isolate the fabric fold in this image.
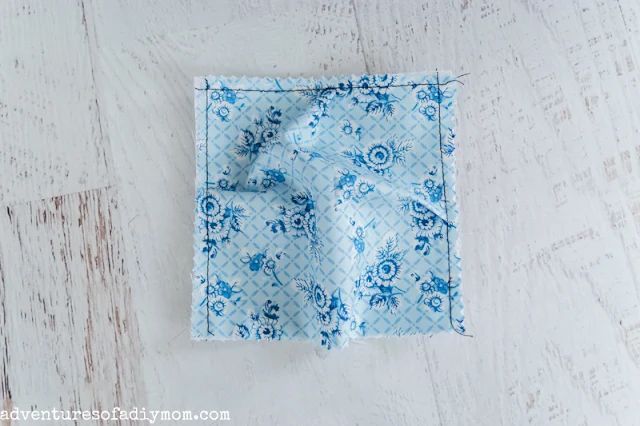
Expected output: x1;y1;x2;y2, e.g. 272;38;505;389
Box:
192;72;464;349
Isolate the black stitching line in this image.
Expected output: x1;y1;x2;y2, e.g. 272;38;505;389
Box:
204;78;211;336
435;71;464;336
200;73;467;338
195;75;467;93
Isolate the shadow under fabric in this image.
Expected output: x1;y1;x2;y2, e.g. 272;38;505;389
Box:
191;72;464;349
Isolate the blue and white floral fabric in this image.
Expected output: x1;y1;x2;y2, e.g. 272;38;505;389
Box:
192;72;464;349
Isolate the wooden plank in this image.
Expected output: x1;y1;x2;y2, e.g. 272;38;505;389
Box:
0;187;143;414
353;0;640;424
82;0;450;423
1;0;640;423
0;0;111;204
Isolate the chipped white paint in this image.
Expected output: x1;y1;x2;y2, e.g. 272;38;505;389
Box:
1;0;639;424
0;1;111;205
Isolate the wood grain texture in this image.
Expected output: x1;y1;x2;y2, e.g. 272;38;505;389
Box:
0;1;111;205
351;0;640;424
0;188;143;417
1;0;640;424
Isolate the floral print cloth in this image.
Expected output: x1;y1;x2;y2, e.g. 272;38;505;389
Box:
192;72;464;349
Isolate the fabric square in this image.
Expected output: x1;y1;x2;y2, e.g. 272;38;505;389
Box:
192;72;464;349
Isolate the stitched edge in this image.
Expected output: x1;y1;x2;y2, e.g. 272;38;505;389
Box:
201;74;464;338
204;79;212;336
435;71;456;334
195;78;464;93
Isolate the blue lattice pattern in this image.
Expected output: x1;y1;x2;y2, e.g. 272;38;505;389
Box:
192;72;464;349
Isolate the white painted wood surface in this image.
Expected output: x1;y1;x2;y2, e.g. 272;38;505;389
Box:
1;0;640;424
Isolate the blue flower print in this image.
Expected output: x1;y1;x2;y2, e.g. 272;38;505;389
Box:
209;297;226;316
235;106;282;159
412;167;443;204
302;74;398;132
414;83;452;122
302;86;332;128
209;165;239;191
352;74;399;117
197;275;242;318
266;191;322;260
296;277;351;349
442;127;456;156
248;168;287;190
413;272;449;313
302;81;354;132
351;319;367;336
354;236;406;313
341;120;352;135
197;189;247;258
400;197;446;256
193;73;465;346
291;147;323;164
241;250;286;287
235;300;283;341
208;86;241;122
235;324;251;339
343;138;411;176
341;120;362;139
349;218;375;261
215;105;230;121
415;91;437;121
335;170;375;208
416;270;464;333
